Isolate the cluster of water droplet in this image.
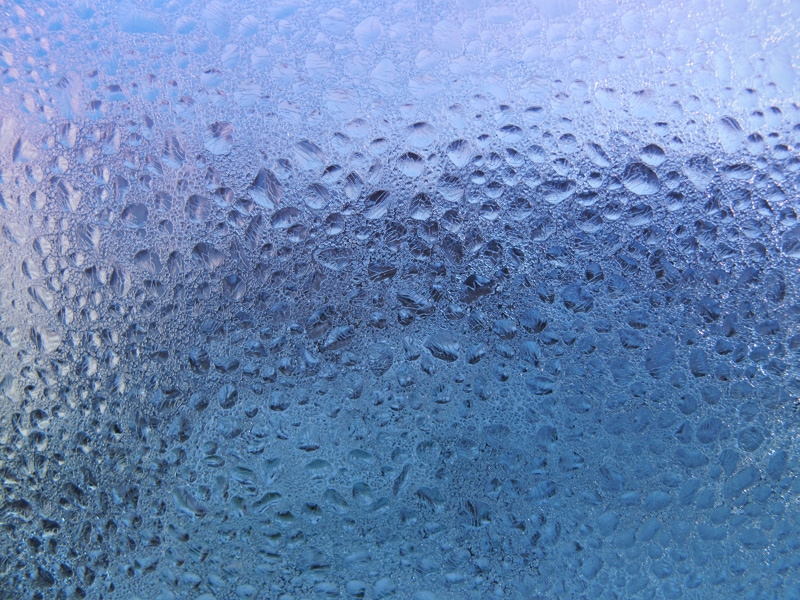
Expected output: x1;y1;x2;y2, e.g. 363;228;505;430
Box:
1;0;799;599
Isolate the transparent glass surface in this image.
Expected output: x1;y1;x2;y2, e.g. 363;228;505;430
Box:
1;0;799;598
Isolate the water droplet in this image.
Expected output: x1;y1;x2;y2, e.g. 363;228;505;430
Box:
204;121;233;155
621;162;659;195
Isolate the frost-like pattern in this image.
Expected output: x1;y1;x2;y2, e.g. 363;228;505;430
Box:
1;1;799;599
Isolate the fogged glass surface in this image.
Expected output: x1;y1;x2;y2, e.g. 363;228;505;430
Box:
1;0;799;598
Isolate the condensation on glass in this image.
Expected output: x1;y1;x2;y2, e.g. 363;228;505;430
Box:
0;0;799;598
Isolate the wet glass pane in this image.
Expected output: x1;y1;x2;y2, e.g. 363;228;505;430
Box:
1;0;799;598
